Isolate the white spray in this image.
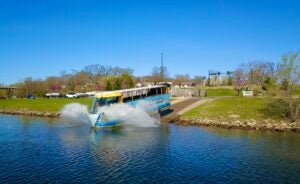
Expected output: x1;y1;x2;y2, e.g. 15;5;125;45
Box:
59;101;160;127
60;103;91;125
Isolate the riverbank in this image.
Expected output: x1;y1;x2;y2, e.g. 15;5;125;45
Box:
175;117;300;132
0;98;92;111
1;97;299;132
0;108;60;117
0;98;92;117
179;97;300;132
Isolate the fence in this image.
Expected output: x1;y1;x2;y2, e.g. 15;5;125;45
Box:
170;88;206;97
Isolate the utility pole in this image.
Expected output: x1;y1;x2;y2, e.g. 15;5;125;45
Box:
161;52;164;82
208;70;211;86
208;69;223;86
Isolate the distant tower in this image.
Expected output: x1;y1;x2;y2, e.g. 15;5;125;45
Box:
161;52;164;82
208;69;212;86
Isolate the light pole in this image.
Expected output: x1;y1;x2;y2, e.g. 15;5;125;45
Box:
161;52;164;82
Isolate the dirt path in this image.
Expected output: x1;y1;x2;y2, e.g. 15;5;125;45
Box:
161;97;203;123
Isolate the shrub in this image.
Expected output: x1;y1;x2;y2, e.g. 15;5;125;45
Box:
0;90;7;99
262;98;300;121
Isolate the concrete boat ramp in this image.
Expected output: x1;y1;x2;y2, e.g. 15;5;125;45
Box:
161;97;211;123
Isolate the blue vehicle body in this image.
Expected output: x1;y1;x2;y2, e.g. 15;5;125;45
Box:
94;93;171;127
94;113;121;127
125;93;171;112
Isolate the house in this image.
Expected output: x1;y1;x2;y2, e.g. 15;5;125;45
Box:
180;82;196;88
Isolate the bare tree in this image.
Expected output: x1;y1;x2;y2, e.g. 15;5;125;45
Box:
151;66;168;83
173;74;190;85
233;68;247;95
193;75;206;86
244;61;276;86
276;51;300;121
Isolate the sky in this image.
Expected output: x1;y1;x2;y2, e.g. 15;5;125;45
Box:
0;0;300;84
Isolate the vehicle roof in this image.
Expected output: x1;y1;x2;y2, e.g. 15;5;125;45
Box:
117;85;166;92
95;91;122;98
46;93;60;95
95;85;166;98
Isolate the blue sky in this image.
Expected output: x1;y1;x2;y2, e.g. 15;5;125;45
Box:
0;0;299;84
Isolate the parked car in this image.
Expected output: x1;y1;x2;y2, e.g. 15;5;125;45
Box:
45;93;61;98
26;94;35;99
66;92;87;98
66;92;77;98
85;91;96;97
75;93;85;98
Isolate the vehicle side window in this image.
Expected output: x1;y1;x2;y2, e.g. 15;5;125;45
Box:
107;97;119;105
97;97;119;106
97;98;106;106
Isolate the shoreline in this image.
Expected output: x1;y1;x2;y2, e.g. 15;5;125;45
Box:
1;108;300;133
0;108;60;117
176;117;300;132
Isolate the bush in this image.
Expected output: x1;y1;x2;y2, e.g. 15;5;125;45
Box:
6;90;14;98
262;98;300;121
0;90;7;99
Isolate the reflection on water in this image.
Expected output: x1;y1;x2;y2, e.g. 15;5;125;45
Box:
0;114;299;183
202;127;300;161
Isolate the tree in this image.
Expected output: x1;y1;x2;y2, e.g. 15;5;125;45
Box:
173;74;190;85
83;65;134;89
151;66;161;83
277;52;300;94
105;79;112;91
121;73;134;88
233;68;247;95
0;90;7;99
226;76;233;86
193;75;206;86
45;76;62;92
14;77;46;97
233;61;276;88
151;66;168;83
113;77;122;90
276;51;300;121
6;89;14;98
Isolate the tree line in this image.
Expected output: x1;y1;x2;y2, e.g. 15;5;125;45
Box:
0;65;135;98
233;52;299;121
0;51;299;99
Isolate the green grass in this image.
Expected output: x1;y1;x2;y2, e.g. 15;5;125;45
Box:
205;88;236;97
292;86;300;96
0;98;93;112
183;97;274;120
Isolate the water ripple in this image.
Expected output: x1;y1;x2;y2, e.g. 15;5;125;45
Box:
0;115;299;183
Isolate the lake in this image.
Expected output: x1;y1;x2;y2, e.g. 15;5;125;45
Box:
0;114;299;183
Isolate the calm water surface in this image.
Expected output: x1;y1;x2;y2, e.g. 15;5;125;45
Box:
0;114;299;183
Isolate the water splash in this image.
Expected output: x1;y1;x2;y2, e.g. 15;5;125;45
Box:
60;103;91;125
98;102;160;127
60;102;160;127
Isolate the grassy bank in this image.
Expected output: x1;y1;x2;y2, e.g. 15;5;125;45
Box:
205;88;236;97
182;97;274;121
0;98;93;113
293;86;300;96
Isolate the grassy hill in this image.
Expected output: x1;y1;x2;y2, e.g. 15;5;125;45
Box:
0;98;93;113
182;97;274;120
205;87;236;97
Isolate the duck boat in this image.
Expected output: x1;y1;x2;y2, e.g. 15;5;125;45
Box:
90;85;171;127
